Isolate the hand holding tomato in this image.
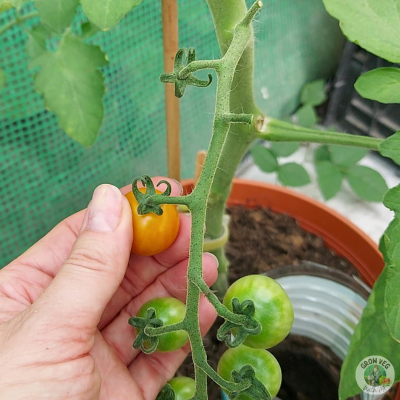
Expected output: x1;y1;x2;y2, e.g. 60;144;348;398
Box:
0;178;218;400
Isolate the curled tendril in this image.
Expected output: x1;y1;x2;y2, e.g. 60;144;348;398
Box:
160;47;212;98
217;298;261;348
156;180;172;196
131;175;172;216
228;365;271;400
128;307;163;354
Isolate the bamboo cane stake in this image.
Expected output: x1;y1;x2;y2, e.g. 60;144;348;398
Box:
162;0;181;181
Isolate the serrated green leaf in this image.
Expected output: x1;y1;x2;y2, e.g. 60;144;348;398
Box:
346;165;388;202
0;0;24;11
0;2;12;12
26;26;49;60
34;0;79;33
250;145;278;173
32;34;107;147
380;131;400;166
385;265;400;342
315;161;342;200
81;0;143;31
292;104;317;128
0;69;6;91
355;68;400;104
270;142;300;158
278;163;310;187
383;184;400;214
329;145;369;167
339;267;400;399
300;79;326;106
314;145;331;163
80;21;100;39
381;219;400;266
323;0;400;63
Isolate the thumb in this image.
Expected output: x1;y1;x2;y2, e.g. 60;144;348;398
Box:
36;184;133;328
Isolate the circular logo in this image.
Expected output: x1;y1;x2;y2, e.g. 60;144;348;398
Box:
356;355;395;395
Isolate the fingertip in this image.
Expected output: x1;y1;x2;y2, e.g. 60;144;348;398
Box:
202;252;219;288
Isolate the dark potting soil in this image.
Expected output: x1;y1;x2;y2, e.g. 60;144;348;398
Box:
177;206;397;400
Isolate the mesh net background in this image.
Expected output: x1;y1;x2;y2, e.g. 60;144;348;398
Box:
0;0;344;267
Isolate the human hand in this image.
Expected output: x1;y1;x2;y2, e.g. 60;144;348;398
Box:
0;179;218;400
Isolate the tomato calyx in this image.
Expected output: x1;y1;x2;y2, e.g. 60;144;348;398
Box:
132;175;172;216
228;365;271;400
159;47;212;98
217;297;261;348
155;383;175;400
128;307;163;354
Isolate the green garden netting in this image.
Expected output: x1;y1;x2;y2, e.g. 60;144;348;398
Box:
0;0;344;267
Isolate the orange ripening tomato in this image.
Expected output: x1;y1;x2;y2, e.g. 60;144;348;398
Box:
125;188;180;256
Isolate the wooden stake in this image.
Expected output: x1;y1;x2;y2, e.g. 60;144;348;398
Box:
162;0;181;181
194;150;207;186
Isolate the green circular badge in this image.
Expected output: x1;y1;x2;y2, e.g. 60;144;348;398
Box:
356;355;395;395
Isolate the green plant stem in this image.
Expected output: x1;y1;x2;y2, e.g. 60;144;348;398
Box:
136;3;262;397
197;359;251;393
145;321;186;336
205;0;264;296
259;117;383;149
178;59;221;78
0;11;39;36
192;276;247;323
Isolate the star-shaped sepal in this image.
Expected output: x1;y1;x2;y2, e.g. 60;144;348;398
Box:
228;365;271;400
131;175;172;216
160;48;213;98
128;307;163;354
217;298;261;348
156;384;175;400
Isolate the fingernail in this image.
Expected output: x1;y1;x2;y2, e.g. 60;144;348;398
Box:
171;179;183;195
86;185;123;232
204;252;219;269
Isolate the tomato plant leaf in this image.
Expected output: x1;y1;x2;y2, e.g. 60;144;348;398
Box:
250;145;278;173
339;267;400;399
270;142;300;158
329;145;369;167
292;104;317;128
314;145;331;163
384;184;400;214
81;0;143;31
31;34;107;147
34;0;79;33
80;21;100;39
355;67;400;104
380;131;400;166
346;165;388;202
26;26;49;60
382;186;400;342
0;68;6;91
300;79;326;106
278;163;310;187
0;0;25;12
385;265;400;342
322;0;400;63
315;161;342;200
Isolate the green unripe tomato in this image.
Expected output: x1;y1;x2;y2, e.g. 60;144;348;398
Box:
223;275;294;349
168;377;196;400
135;297;188;352
217;345;282;399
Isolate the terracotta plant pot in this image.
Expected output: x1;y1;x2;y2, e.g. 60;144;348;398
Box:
182;178;383;286
181;178;400;400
